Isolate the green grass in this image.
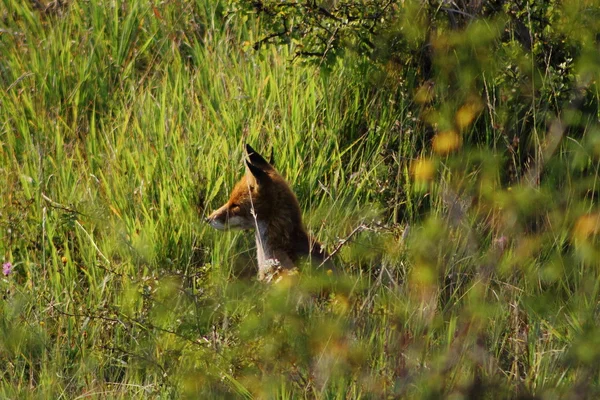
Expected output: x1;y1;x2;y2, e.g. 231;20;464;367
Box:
1;0;600;398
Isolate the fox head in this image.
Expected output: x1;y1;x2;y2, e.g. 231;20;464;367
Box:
206;144;299;231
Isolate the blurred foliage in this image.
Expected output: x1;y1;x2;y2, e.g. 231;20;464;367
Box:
1;0;600;398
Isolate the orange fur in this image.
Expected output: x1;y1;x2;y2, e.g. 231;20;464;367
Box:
206;144;328;280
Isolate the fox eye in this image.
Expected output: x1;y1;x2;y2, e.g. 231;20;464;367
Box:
230;203;240;210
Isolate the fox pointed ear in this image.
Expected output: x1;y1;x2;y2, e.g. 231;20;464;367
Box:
245;144;272;170
245;160;267;183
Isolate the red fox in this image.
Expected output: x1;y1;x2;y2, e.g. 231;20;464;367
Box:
206;144;329;280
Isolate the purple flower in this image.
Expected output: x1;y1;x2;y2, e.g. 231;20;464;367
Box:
2;262;13;276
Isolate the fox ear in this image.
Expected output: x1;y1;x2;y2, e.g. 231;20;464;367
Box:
245;160;267;183
245;144;273;170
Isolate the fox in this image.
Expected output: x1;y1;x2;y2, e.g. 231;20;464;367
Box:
206;144;329;281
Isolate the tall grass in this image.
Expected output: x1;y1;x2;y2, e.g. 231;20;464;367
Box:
1;0;599;398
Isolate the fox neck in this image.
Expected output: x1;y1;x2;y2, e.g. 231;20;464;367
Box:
254;219;306;278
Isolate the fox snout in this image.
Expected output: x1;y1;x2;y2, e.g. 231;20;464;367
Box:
206;206;228;230
206;203;255;231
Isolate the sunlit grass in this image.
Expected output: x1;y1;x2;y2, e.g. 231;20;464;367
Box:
1;0;599;398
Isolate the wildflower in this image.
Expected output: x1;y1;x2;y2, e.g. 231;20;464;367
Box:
3;262;13;276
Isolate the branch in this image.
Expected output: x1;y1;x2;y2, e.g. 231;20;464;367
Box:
41;192;86;216
253;29;289;50
319;223;369;268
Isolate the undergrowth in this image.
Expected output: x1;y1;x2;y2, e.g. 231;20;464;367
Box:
1;0;600;398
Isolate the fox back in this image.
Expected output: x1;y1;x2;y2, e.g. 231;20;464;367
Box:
206;144;328;280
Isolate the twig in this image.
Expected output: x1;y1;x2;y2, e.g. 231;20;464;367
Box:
41;192;86;216
253;29;288;50
47;296;211;347
44;295;129;330
319;223;369;268
101;344;167;374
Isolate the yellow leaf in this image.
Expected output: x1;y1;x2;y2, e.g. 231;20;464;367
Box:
573;213;600;241
432;130;461;155
411;158;435;182
455;101;483;130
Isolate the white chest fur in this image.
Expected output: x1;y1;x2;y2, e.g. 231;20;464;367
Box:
254;221;296;280
254;221;273;275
